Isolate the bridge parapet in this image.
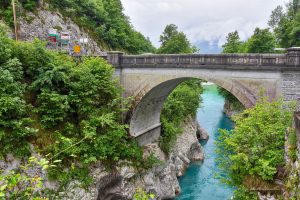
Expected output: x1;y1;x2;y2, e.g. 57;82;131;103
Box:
105;48;300;69
121;53;287;67
106;51;124;66
287;47;300;67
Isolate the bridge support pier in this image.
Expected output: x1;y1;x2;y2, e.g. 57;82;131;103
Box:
135;123;161;146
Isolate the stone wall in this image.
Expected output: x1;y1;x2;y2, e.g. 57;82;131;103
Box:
282;72;300;102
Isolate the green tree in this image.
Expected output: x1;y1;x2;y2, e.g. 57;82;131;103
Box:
222;31;243;53
269;0;300;47
268;6;285;29
159;24;179;45
245;28;276;53
157;24;198;54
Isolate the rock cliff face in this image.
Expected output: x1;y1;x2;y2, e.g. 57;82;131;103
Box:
57;116;205;199
15;8;105;55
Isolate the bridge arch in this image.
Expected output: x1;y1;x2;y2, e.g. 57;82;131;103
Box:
128;76;255;145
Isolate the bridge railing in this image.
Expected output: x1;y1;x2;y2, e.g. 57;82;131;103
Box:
106;47;299;68
121;54;288;67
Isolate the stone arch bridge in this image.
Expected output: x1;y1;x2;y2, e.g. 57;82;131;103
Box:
104;48;300;145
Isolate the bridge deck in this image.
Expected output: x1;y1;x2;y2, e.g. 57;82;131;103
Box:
117;53;299;70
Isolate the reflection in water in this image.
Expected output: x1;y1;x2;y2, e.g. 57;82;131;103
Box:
175;84;234;200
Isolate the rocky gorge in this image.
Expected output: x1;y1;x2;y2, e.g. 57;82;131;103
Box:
0;116;209;199
64;116;207;200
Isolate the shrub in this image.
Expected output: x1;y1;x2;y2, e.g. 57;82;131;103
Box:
217;97;295;184
287;128;297;162
0;156;50;199
232;186;258;200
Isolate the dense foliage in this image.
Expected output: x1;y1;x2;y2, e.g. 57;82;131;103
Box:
0;25;36;156
160;80;203;153
0;0;155;54
222;28;276;53
157;24;198;54
0;156;50;199
49;0;155;54
0;25;149;187
231;187;258;200
216;97;295;184
269;0;300;47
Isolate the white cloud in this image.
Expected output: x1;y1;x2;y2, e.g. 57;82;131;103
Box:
121;0;287;50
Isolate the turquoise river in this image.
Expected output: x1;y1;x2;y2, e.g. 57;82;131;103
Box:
175;84;235;200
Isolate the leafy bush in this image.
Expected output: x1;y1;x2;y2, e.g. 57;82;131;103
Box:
36;90;70;128
287;128;298;162
216;97;295;184
232;186;258;200
133;188;155;200
0;26;36;157
0;156;50;200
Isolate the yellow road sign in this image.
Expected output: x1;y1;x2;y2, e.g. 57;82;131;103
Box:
74;45;81;53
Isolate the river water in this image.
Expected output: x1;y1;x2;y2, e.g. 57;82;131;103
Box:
175;84;234;200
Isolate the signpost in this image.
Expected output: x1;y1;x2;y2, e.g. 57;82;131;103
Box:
12;0;18;41
47;29;59;49
60;32;70;45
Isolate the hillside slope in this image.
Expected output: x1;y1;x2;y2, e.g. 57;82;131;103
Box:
0;0;155;54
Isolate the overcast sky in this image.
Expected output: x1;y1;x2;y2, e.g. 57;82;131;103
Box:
121;0;287;53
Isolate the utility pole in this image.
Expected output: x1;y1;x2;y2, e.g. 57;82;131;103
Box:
12;0;18;41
